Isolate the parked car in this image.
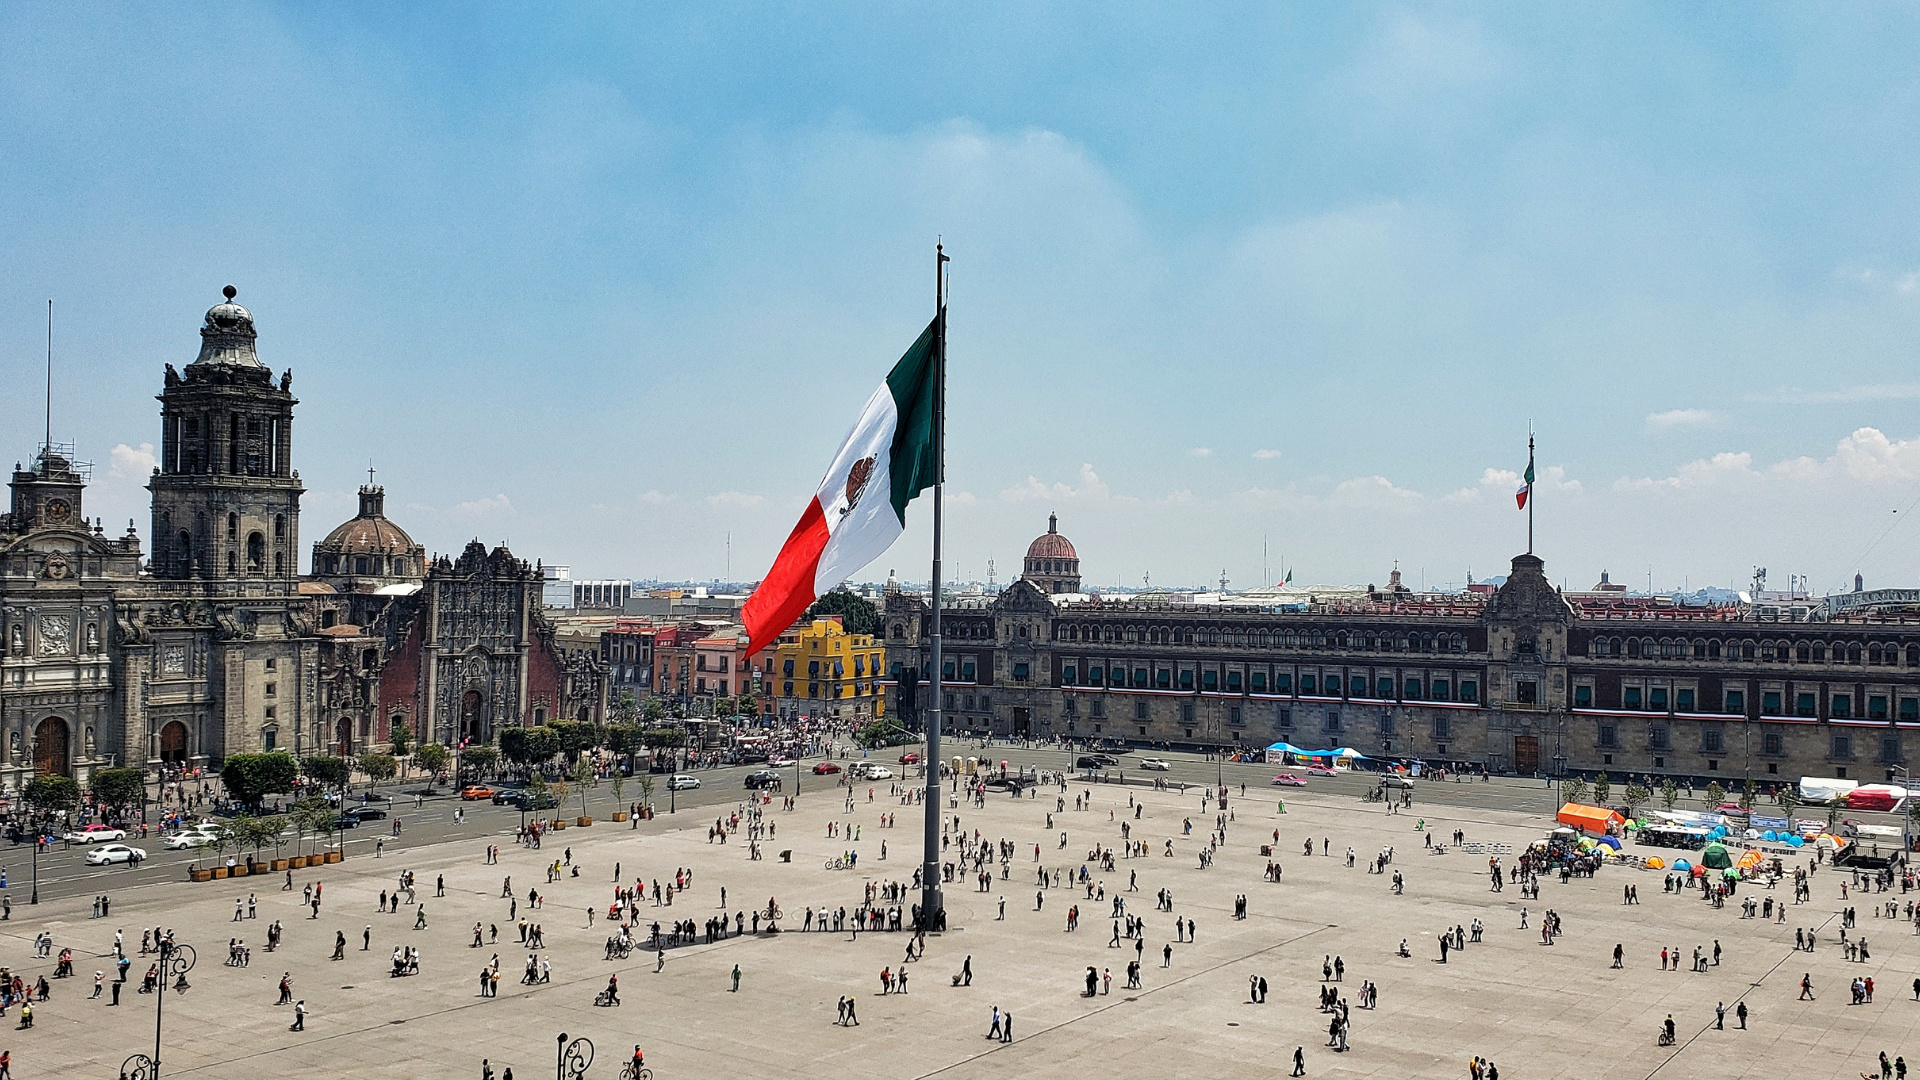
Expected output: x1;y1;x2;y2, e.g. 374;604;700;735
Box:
490;788;527;806
459;785;498;801
1075;755;1118;770
1271;773;1308;787
85;843;147;866
1138;758;1171;771
63;824;126;844
744;770;782;790
666;775;701;791
812;762;842;775
344;807;388;822
500;791;558;811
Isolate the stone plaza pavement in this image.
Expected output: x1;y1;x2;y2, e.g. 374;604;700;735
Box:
6;770;1916;1080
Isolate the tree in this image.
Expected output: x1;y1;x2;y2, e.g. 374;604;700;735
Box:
714;696;737;720
1558;777;1588;806
299;755;351;794
388;719;413;758
463;744;498;778
855;718;911;749
1592;772;1612;806
524;726;561;767
641;727;685;751
414;743;449;784
1705;781;1726;809
611;690;639;723
1660;777;1680;812
233;814;287;865
548;720;602;761
498;727;529;767
225;752;299;810
1622;783;1652;822
805;588;881;637
289;797;330;857
643;698;667;723
1740;776;1758;810
635;773;655;811
358;752;398;790
91;767;148;820
604;723;640;765
609;767;626;807
549;774;570;821
22;775;79;814
1775;785;1801;822
571;756;595;818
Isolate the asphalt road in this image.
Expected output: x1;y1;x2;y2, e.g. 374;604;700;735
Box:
14;742;1902;905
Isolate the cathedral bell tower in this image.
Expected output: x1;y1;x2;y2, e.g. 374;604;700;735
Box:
148;286;304;585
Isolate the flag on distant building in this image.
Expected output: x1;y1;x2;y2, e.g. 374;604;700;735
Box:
1515;456;1534;510
742;321;940;656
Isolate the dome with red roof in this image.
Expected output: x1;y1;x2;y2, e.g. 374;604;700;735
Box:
1021;514;1081;594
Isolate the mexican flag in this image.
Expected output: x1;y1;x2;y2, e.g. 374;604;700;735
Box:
742;319;940;656
1515;458;1534;510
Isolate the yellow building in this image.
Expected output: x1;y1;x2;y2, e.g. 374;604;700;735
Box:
774;618;886;721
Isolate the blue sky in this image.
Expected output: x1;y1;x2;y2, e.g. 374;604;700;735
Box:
6;4;1920;595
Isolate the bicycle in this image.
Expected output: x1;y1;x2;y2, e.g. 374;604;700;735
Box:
825;858;848;870
763;904;783;921
620;1067;653;1080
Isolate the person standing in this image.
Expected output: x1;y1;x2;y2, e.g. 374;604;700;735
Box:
1715;1002;1725;1029
731;964;741;992
1736;1001;1748;1029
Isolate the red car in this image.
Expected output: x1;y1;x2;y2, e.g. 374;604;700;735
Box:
1305;764;1337;777
1712;801;1748;816
898;752;921;765
459;784;497;801
812;762;842;775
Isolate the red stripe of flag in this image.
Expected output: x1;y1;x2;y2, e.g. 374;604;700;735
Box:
742;497;832;656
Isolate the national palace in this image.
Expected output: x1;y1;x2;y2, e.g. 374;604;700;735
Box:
885;517;1920;784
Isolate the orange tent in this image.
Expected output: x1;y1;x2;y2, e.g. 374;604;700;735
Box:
1557;803;1625;836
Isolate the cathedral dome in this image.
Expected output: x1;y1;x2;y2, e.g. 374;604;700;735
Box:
313;482;425;581
1025;513;1076;560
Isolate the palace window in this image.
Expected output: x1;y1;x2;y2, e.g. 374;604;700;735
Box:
1761;691;1781;715
1702;728;1723;753
1870;695;1889;720
1832;694;1852;719
1762;731;1783;755
1795;693;1816;718
1676;688;1694;712
1831;734;1853;759
1598;724;1617;748
1459;680;1477;702
1275;706;1293;729
1573;685;1593;708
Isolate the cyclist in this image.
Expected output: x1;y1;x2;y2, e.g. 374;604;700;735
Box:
630;1045;645;1075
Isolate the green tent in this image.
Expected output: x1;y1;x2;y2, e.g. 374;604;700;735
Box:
1701;842;1732;870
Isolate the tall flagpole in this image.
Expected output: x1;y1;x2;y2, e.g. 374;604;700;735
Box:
921;241;950;930
1527;426;1535;555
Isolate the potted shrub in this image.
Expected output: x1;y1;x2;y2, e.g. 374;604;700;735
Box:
610;768;628;822
572;757;595;827
189;864;213;883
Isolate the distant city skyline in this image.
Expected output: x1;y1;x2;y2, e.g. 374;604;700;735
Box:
8;7;1920;595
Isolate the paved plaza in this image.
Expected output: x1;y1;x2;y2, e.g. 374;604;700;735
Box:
6;759;1917;1080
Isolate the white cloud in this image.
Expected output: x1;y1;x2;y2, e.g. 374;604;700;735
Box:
1001;463;1111;503
1252;449;1282;460
1330;475;1424;508
1617;429;1920;493
1645;408;1719;431
1187;447;1213;459
107;442;156;478
451;494;514;517
636;490;673;506
704;491;765;509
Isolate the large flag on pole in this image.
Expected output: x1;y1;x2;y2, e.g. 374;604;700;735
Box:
742;320;940;656
1515;456;1534;510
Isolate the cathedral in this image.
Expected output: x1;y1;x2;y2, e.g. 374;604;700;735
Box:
0;288;604;790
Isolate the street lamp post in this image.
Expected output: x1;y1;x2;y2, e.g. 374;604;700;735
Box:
30;828;39;905
557;1032;593;1080
118;939;194;1080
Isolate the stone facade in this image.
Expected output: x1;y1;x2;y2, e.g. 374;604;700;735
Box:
886;520;1920;786
0;287;605;788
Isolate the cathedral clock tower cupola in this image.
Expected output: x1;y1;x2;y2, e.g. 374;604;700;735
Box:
148;286;304;583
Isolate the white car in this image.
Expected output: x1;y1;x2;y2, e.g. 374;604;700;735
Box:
162;829;223;850
85;843;148;866
767;757;796;768
666;774;701;791
1138;758;1171;771
861;766;894;781
63;824;126;844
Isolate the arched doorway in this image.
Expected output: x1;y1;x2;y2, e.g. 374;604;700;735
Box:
461;690;485;744
33;717;70;777
159;721;188;764
335;719;353;757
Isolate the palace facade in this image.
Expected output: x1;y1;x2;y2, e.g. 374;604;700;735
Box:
885;518;1920;785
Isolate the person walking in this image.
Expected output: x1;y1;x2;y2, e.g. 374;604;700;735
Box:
1291;1046;1306;1076
1736;1001;1747;1029
731;964;741;992
1801;974;1815;1000
290;999;305;1031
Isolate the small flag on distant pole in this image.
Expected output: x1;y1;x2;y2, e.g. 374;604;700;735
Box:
1515;458;1534;510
